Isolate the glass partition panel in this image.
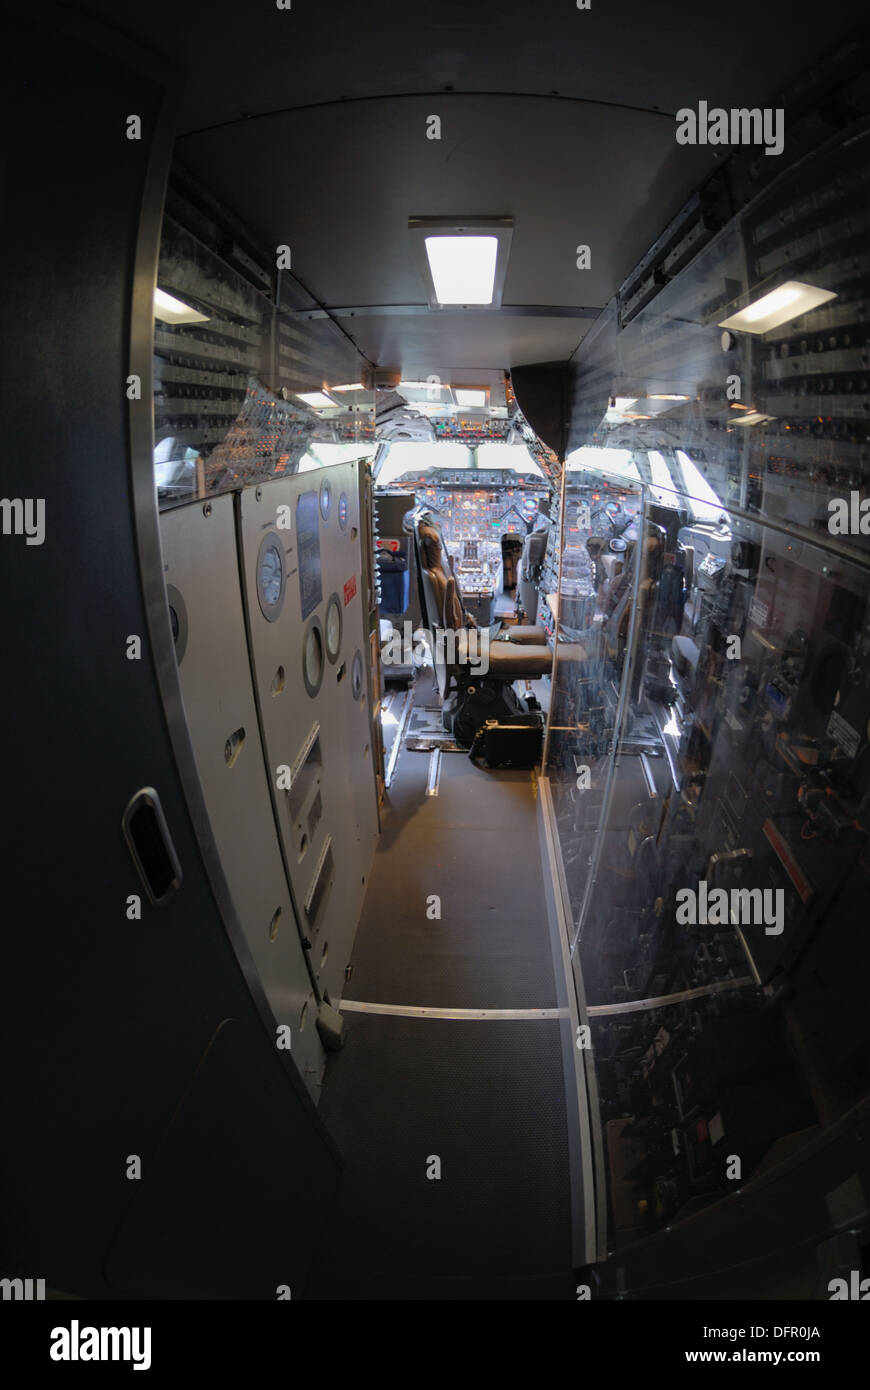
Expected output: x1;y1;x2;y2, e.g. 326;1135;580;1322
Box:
152;166;374;509
548;461;647;929
546;472;870;1255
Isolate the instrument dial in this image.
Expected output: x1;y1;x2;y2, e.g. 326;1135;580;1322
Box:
351;649;364;700
325;593;342;663
302;618;325;697
256;532;286;622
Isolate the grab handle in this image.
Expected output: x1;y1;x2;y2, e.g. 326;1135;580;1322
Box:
122;787;183;907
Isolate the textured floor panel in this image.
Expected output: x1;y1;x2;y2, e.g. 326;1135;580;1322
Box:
412;668;439;706
347;911;557;1008
383;754;538;834
310;680;575;1298
353;750;553;1005
310;1015;572;1293
408;708;445;731
405;735;466;752
359;825;545;921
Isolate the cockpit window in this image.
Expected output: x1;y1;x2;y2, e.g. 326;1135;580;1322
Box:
475;442;544;477
647;449;682;506
675;449;727;525
565;446;639;482
374;440;544;487
297;442;376;473
374;440;474;487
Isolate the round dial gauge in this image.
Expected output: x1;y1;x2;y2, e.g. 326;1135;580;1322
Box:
351;648;364;701
260;546;282;603
256;532;286;622
302;618;325;697
325;593;342;663
320;481;332;520
338;492;349;531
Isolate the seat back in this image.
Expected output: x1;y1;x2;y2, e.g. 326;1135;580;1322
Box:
415;516;465;632
519;521;549;623
501;532;523;589
413;513;466;698
376;547;409;616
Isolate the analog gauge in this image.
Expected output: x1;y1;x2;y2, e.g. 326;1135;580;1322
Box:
325;593;342;663
302;618;325;697
338;492;348;531
320;481;332;521
260;547;282;603
351;648;364;700
256;531;286;622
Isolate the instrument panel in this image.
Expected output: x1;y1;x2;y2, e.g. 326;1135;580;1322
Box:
377;471;548;608
416;485;544;541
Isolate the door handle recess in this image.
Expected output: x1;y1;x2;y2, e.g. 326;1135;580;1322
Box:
122;787;183;907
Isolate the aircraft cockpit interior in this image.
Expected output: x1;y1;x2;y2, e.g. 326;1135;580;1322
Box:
372;449;554;759
8;0;870;1331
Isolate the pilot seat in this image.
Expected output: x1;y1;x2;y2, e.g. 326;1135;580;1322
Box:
412;511;552;748
518;519;551;626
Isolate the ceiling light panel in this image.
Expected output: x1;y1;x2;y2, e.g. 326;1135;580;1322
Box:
425;237;498;305
408;217;513;311
719;281;837;335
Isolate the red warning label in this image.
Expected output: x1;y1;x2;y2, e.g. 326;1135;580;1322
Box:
343;575;357;605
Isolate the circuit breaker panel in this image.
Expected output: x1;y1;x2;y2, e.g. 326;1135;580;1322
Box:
237;461;379;1007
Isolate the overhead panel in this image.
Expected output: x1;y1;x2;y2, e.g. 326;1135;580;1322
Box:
238;461;379;1005
160;494;325;1097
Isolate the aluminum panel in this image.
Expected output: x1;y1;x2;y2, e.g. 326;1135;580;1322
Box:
160;494;325;1096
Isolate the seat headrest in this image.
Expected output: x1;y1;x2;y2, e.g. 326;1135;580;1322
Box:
418;522;446;573
523;529;549;566
417;520;464;629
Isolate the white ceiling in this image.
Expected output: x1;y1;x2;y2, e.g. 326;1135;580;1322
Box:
176;92;711;371
79;0;870;376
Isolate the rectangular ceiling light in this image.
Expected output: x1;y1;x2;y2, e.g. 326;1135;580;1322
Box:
425;237;498;305
719;281;837;335
454;388;487;407
296;391;337;409
329;383;365;392
154;287;210;325
409;217;513;311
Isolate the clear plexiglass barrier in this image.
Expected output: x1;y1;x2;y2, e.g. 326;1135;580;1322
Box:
544;455;870;1255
